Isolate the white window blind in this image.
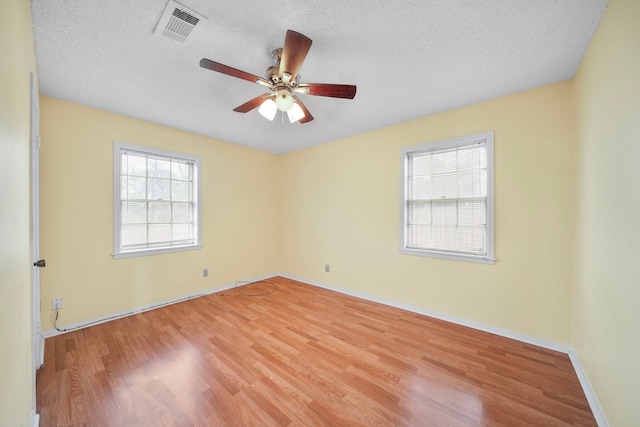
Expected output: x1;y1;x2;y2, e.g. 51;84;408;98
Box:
400;131;494;264
114;141;201;258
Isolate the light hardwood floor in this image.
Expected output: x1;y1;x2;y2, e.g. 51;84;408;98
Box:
36;276;597;426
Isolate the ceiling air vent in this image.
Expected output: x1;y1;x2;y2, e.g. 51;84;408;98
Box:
154;0;205;43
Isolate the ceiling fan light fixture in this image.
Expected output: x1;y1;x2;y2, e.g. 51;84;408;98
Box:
200;30;357;125
258;99;277;121
275;89;294;111
287;103;305;123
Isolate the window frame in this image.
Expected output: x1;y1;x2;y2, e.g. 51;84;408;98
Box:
399;131;495;264
113;141;202;259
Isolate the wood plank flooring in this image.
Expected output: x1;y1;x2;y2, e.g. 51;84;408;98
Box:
36;276;597;426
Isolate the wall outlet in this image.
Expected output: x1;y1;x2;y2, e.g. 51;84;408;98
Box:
203;269;208;277
51;297;62;310
325;264;330;272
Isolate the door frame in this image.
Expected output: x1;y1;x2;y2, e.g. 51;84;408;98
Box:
30;71;43;387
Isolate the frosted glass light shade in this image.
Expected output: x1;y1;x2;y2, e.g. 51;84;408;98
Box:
258;99;277;121
275;89;294;111
287;103;305;123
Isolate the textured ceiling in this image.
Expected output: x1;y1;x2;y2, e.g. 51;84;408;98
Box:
31;0;608;154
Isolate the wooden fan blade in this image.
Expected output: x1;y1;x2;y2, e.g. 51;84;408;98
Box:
279;30;312;82
295;83;357;99
293;95;314;123
200;58;271;87
233;94;273;113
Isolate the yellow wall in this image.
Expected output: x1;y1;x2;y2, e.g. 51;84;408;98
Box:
280;81;576;344
0;0;37;425
574;0;640;425
33;2;639;424
39;97;280;330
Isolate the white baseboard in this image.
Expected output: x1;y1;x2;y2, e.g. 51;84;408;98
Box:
41;272;278;338
39;272;607;426
39;336;44;367
279;273;608;426
280;273;571;353
31;411;39;427
568;350;609;426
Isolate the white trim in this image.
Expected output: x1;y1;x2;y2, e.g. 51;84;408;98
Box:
39;336;45;367
398;248;496;264
113;244;202;259
30;71;42;369
568;350;609;426
30;72;43;427
399;131;495;264
30;73;42;368
42;272;278;338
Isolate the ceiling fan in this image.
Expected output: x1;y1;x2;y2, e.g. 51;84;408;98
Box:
199;30;356;124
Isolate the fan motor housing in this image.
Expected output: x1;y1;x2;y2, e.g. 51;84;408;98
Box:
266;64;280;83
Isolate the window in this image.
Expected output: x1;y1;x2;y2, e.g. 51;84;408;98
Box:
113;141;201;258
399;131;494;264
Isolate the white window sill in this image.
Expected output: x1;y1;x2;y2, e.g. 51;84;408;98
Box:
113;244;202;259
398;248;495;264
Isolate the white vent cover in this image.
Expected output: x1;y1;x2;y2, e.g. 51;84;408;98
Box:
154;0;205;43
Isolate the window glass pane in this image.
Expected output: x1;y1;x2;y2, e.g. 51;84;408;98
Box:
148;157;171;178
408;225;431;248
432;225;457;250
172;180;191;202
149;201;171;223
123;176;146;199
148;177;170;200
457;145;486;171
126;154;147;176
473;145;487;168
458;170;487;198
148;224;171;243
432;172;458;199
172;224;192;241
410;176;432;199
172;203;191;223
121;224;147;246
411;153;432;175
409;201;431;225
431;149;457;174
121;201;147;224
172;161;191;181
431;200;457;225
458;200;486;225
457;226;486;254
